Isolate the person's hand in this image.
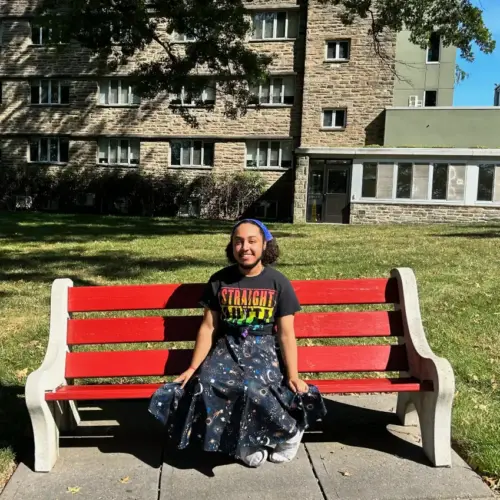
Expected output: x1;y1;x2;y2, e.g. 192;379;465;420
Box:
174;367;196;389
288;377;309;394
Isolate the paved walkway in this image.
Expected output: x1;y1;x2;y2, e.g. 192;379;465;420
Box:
1;395;494;500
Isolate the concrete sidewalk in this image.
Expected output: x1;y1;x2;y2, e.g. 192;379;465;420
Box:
1;395;494;500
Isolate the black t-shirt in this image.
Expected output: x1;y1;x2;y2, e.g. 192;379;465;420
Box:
200;265;301;335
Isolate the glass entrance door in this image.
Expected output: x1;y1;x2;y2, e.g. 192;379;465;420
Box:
306;160;351;223
306;167;324;222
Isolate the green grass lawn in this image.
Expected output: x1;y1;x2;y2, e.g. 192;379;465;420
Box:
0;212;499;490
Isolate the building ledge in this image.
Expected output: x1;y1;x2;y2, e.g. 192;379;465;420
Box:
352;199;500;208
386;106;500;111
295;146;500;159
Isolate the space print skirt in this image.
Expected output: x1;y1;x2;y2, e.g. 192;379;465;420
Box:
148;332;327;459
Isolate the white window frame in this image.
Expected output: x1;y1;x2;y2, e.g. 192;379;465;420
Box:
30;23;67;45
31;80;68;105
321;109;346;129
172;33;196;42
426;33;441;64
246;140;293;169
170;85;215;106
251;11;297;40
28;137;69;164
325;40;350;61
359;161;470;204
98;80;140;106
170;140;214;168
97;138;140;166
251;76;294;105
476;164;497;203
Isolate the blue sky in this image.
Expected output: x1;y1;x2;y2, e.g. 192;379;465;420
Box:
453;0;500;105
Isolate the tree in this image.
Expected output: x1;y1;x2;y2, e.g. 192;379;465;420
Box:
38;0;495;121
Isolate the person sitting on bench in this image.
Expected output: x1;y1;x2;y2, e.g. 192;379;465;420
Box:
149;219;327;467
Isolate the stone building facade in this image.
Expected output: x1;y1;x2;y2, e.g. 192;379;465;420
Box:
2;0;499;223
0;0;395;222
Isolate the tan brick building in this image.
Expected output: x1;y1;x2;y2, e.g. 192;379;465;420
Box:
2;0;500;224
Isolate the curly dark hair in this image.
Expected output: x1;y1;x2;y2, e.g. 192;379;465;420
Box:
225;222;280;266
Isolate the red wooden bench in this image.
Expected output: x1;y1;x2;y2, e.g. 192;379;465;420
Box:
26;267;455;472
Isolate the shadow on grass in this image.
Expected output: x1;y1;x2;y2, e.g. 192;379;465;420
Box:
0;212;234;244
0;248;220;284
0;385;33;471
0;213;303;246
433;225;500;239
437;231;500;239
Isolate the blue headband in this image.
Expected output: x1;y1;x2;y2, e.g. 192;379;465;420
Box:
233;219;273;242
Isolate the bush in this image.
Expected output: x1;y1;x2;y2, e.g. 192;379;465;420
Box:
191;171;266;220
0;165;266;220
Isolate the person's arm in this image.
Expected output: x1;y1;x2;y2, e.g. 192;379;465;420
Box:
174;307;219;388
276;314;308;394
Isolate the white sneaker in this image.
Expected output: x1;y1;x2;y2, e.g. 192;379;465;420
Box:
240;448;269;468
269;429;304;463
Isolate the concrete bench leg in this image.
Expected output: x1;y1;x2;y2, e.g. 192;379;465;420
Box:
25;278;75;472
30;399;61;472
396;391;419;426
396;390;452;467
391;268;456;468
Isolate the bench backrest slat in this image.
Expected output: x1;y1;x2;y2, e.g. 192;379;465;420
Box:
67;278;399;313
67;310;403;345
65;345;408;378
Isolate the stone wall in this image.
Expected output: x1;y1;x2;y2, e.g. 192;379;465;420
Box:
293;154;308;223
350;203;500;224
300;0;395;147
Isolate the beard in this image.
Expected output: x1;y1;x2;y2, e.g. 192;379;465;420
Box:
238;255;262;270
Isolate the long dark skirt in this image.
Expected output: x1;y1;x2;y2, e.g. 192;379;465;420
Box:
149;333;327;460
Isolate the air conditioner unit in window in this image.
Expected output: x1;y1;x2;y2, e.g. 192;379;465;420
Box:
408;96;423;108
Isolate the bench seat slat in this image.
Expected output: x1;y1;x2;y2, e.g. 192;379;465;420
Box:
67;278;399;313
45;377;431;401
65;345;408;378
67;311;403;345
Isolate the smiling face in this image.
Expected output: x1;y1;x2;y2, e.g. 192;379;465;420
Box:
232;223;266;270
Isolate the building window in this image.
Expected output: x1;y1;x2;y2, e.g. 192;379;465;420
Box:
362;163;377;198
29;137;69;163
322;109;346;129
172;33;196;42
170;85;216;106
98;138;140;166
246;140;293;169
477;164;495;202
325;40;350;61
30;23;68;45
98;80;140;106
171;140;214;167
396;163;412;199
427;32;440;63
431;163;448;200
424;90;437;107
250;76;294;105
30;80;70;105
251;11;298;40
